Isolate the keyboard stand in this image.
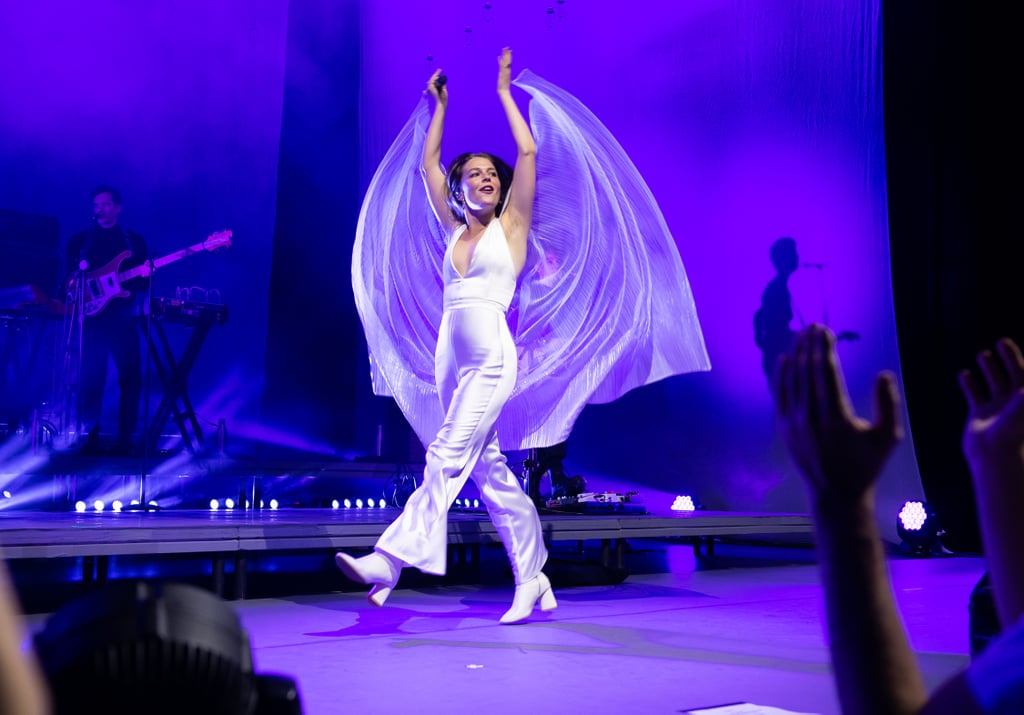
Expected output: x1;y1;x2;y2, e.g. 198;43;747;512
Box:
142;319;213;454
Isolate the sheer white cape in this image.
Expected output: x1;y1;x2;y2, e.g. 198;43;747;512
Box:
352;70;711;451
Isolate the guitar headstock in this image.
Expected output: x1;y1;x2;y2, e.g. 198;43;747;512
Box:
204;230;233;251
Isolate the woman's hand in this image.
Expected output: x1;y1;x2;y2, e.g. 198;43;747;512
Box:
426;68;447;107
497;47;512;94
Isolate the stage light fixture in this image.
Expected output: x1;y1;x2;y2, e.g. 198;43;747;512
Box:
148;500;159;508
355;499;363;509
2;490;11;499
343;498;351;509
225;498;235;510
74;501;87;513
210;499;220;511
33;581;303;715
368;498;376;508
473;499;480;508
269;499;279;510
897;500;940;556
112;501;123;513
671;495;701;512
93;500;105;512
131;499;140;506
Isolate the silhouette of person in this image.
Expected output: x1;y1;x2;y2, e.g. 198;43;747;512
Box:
754;237;799;394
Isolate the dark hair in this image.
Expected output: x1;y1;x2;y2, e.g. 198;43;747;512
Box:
90;185;123;205
444;152;513;224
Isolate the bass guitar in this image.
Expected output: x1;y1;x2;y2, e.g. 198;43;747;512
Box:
82;230;232;317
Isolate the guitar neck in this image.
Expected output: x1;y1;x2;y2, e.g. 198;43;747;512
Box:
119;241;209;281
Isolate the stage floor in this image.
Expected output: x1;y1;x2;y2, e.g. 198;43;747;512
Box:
18;543;983;715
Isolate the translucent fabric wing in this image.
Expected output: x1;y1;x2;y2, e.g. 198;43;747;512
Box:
351;97;447;444
352;71;711;451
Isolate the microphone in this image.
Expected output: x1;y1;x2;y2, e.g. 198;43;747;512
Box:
434;74;447;93
802;262;825;269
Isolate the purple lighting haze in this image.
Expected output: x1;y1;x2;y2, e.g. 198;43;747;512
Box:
0;0;922;539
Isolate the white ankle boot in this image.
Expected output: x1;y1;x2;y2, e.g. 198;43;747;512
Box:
335;551;401;607
500;572;557;624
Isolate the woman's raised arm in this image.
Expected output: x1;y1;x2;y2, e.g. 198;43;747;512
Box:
422;69;457;233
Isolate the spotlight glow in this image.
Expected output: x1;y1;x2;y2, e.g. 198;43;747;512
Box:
671;495;697;512
473;499;480;508
898;501;927;531
210;499;220;511
343;498;351;509
355;499;363;509
225;498;235;510
74;500;87;513
112;500;123;512
93;500;105;512
269;499;279;510
368;498;376;508
331;499;340;509
2;490;11;499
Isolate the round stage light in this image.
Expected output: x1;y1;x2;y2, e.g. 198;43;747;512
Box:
343;499;351;509
33;581;302;715
2;490;11;499
355;499;363;509
210;499;220;511
112;501;123;513
473;499;480;508
897;500;940;556
74;501;87;513
93;500;105;512
225;498;235;510
671;495;700;512
368;498;376;508
331;499;340;510
269;499;279;510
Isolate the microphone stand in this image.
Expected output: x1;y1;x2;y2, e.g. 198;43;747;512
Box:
134;257;159;511
61;261;88;450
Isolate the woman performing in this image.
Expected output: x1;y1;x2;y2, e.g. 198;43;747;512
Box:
337;48;552;625
340;48;711;624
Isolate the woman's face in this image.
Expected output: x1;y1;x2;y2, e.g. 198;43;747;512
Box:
458;157;501;212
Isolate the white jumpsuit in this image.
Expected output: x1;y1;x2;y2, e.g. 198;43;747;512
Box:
374;219;548;584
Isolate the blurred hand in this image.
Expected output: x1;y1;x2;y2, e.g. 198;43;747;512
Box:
497;47;512;94
776;324;902;502
959;338;1024;471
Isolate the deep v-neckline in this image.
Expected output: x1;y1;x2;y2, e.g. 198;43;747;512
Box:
451;223;490;279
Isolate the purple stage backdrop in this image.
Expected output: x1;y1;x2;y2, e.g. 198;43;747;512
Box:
0;0;289;446
0;0;923;540
357;0;922;538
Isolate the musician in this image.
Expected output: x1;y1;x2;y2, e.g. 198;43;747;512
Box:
65;186;148;455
